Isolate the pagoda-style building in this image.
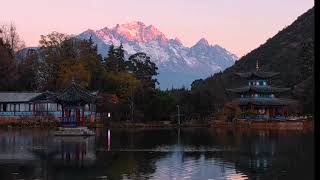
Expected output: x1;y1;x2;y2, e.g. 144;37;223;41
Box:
56;80;99;127
227;61;293;120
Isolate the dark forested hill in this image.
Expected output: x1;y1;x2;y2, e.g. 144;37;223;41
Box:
189;7;314;114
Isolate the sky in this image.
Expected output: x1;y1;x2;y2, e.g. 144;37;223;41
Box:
0;0;314;57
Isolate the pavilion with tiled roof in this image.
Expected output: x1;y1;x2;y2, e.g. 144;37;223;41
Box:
57;80;99;127
226;61;294;120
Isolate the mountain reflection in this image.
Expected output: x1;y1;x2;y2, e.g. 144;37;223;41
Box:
0;128;314;180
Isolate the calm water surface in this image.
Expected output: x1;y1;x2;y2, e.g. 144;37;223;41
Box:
0;128;314;180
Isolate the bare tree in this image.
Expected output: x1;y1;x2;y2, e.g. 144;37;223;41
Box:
0;23;25;54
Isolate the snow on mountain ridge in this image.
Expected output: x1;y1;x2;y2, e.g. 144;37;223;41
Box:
78;22;238;89
100;21;169;44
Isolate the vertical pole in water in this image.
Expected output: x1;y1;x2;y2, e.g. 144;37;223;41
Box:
177;126;182;156
177;105;180;126
178;127;180;145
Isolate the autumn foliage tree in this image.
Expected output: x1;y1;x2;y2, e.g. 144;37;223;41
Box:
38;32;103;91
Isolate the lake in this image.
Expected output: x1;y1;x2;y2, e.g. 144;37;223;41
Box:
0;128;314;180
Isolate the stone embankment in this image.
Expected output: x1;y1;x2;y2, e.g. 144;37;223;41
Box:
212;118;313;131
0;117;59;128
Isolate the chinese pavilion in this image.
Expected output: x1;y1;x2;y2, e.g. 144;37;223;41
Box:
56;80;99;127
226;61;293;120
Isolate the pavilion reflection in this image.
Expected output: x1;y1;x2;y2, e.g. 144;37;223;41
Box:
52;136;96;165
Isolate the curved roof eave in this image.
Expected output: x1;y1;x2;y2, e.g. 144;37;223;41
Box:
235;72;280;79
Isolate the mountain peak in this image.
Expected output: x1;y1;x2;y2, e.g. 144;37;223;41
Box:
127;21;145;25
120;21;146;28
170;37;183;45
109;21;168;43
196;38;210;46
83;28;95;33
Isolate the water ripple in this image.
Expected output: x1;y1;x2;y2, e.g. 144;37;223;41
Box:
96;147;238;152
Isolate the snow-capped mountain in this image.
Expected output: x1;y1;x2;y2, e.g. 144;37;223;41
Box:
78;21;238;89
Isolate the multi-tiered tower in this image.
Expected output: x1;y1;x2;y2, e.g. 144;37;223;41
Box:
227;61;292;120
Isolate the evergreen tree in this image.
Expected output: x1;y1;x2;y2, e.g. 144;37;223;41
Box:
127;52;158;89
104;44;117;71
114;43;126;72
104;44;126;72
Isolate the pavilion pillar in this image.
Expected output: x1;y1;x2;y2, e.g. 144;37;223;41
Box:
73;108;77;125
77;107;81;126
74;107;77;126
284;107;288;116
65;108;67;124
71;109;73;124
82;106;85;127
69;109;71;123
65;108;68;125
61;104;64;123
283;107;287;116
67;108;69;125
32;103;35;116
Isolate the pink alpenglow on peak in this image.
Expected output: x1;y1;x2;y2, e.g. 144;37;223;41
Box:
96;21;169;44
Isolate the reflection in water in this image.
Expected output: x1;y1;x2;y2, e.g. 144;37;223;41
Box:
0;128;314;180
151;151;248;180
107;129;111;151
55;136;96;165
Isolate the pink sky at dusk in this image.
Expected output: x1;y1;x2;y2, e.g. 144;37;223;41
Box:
0;0;314;57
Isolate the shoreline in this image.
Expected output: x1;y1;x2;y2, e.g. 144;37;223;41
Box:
0;118;314;132
211;119;314;131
